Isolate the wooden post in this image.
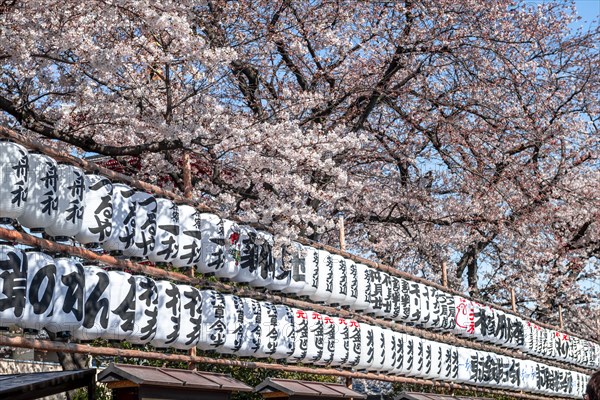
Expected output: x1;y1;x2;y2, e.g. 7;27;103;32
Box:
340;215;350;392
441;261;448;288
559;305;564;330
339;215;346;252
182;151;193;200
511;289;517;313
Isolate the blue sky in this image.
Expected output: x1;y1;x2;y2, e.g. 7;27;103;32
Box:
573;0;600;27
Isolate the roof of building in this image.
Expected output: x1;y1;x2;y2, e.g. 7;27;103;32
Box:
255;377;367;398
97;363;252;392
0;368;96;400
393;392;493;400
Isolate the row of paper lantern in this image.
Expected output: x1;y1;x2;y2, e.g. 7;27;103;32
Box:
0;141;598;370
0;245;589;398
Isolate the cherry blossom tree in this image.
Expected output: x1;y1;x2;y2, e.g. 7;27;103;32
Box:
0;0;598;337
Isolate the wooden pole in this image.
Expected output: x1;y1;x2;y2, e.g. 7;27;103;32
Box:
0;126;592;351
0;227;593;375
339;215;351;391
182;151;196;369
559;305;564;330
441;261;448;288
511;288;517;313
182;151;193;200
0;335;573;400
339;215;346;252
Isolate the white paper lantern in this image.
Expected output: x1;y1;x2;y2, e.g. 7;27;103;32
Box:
148;199;180;264
172;285;202;349
329;316;350;367
218;294;246;354
75;175;113;245
438;343;457;381
255;301;285;359
150;281;181;348
198;290;226;351
232;226;260;282
0;245;27;328
346;319;361;367
197;213;224;274
378;328;397;373
353;263;372;311
402;334;419;377
315;313;336;366
288;307;309;363
127;275;158;344
356;324;375;371
428;340;444;380
375;272;393;318
172;205;202;269
122;191;157;258
238;297;262;357
215;219;242;279
367;326;385;372
454;296;476;338
0;142;29;222
248;231;275;288
302;310;325;364
265;261;290;291
456;346;477;383
328;255;348;306
420;339;438;380
343;259;359;307
432;289;456;331
18;153;58;231
417;284;435;328
45;165;88;239
19;251;56;331
44;257;85;333
412;337;431;378
388;277;402;322
308;250;333;303
72;265;110;340
281;244;317;297
273;304;296;359
103;183;136;254
404;281;425;325
102;270;137;341
196;214;242;278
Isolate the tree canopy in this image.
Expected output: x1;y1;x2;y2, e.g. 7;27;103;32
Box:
1;0;598;338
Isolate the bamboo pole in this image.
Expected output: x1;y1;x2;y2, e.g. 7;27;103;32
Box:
339;215;346;252
511;288;517;313
182;151;193;200
441;261;448;288
0;335;573;400
0;126;589;348
559;305;564;330
0;227;592;375
339;215;351;391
